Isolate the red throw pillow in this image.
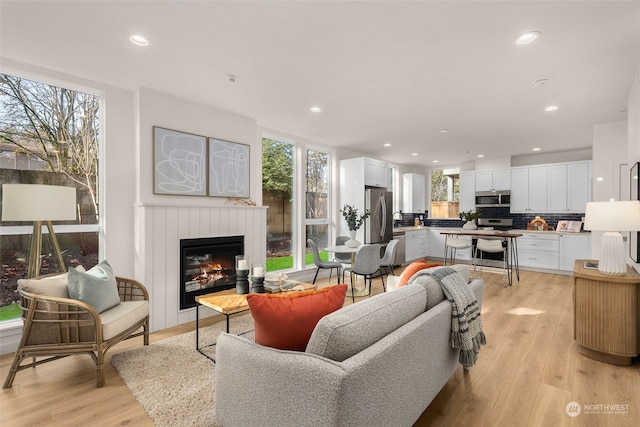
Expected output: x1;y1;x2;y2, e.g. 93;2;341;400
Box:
396;261;442;288
246;284;348;351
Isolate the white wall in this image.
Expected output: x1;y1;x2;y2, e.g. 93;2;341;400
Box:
627;67;640;274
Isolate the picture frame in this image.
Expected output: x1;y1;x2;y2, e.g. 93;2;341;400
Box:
556;220;569;232
631;162;639;263
208;138;250;198
153;127;207;196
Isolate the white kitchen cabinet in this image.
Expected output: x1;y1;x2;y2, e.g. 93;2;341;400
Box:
459;171;476;213
547;164;568;212
547;161;591;213
364;158;389;188
558;233;591;271
475;169;511;192
405;229;429;262
518;232;559;269
510;166;547;213
402;173;426;213
428;229;447;259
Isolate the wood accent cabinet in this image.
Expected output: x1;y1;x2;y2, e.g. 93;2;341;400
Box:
573;260;640;365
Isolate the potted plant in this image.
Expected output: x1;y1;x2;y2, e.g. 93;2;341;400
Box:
459;209;481;230
340;204;371;247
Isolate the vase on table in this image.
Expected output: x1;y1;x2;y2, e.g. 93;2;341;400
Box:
463;219;477;230
345;230;360;248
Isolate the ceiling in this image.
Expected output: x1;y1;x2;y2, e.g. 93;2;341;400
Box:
1;1;639;167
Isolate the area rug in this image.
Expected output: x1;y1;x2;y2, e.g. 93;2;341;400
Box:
111;315;255;427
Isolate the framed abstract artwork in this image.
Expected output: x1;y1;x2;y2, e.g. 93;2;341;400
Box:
153;127;207;196
208;138;250;198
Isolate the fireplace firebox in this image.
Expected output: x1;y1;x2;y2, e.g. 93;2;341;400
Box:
180;236;244;309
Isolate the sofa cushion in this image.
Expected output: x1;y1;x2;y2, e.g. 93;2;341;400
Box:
17;265;86;299
100;300;149;340
306;284;427;361
408;265;471;311
68;260;121;313
396;260;441;288
246;284;348;351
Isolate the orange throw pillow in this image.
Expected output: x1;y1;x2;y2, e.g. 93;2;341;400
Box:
246;284;348;351
396;261;442;288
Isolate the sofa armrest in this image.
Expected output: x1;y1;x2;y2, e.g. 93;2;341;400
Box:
215;333;347;427
19;290;102;346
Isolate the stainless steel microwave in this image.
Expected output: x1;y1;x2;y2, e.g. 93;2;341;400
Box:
475;190;510;207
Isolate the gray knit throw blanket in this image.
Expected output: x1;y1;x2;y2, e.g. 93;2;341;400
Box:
414;267;486;367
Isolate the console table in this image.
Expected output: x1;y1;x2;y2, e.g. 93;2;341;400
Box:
573;260;640;365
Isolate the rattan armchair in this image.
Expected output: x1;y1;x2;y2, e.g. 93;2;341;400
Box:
3;276;149;389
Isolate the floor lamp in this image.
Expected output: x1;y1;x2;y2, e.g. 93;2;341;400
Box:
583;200;640;276
1;184;77;278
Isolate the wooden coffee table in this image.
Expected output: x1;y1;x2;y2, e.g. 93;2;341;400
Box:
195;283;317;361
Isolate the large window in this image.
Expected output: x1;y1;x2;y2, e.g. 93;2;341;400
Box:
0;74;101;322
262;137;295;271
431;169;460;219
262;136;333;273
305;149;330;265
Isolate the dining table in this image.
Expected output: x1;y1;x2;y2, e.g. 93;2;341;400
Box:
440;230;522;286
323;244;371;296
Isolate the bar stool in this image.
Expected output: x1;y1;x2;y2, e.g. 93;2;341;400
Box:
444;235;472;266
474;238;508;282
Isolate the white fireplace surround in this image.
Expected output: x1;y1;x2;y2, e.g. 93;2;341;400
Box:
135;203;267;332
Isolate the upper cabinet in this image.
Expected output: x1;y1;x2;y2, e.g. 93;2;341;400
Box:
511;161;591;214
475;168;511;192
364;158;389;188
402;173;426;213
459;171;476;213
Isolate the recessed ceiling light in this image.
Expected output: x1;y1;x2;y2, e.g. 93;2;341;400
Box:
439;129;449;133
514;31;541;45
432;160;439;163
545;105;559;112
533;78;548;87
310;106;322;113
532;147;541;151
383;143;391;147
129;35;149;46
477;154;484;158
411;153;418;156
596;177;604;182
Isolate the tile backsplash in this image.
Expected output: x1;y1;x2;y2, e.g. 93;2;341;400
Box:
399;208;585;231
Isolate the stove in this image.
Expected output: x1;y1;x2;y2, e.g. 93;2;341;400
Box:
474;218;513;267
477;218;513;231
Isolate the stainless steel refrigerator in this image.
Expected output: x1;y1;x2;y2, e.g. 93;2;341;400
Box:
365;188;393;244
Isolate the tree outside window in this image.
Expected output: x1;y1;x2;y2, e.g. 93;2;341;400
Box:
0;74;100;321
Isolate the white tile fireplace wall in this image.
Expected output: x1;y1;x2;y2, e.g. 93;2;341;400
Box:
135;204;267;332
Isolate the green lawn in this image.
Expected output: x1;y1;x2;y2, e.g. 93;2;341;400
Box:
266;251;328;272
0;303;21;321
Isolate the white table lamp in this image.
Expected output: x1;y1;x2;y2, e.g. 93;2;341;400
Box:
2;184;77;277
584;200;640;276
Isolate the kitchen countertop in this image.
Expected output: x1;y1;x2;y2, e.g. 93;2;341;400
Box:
393;226;590;235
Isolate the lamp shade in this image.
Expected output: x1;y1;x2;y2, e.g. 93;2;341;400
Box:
583;201;640;232
1;184;77;222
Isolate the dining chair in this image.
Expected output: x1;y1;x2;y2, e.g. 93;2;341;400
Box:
379;239;399;278
333;235;352;281
307;239;342;285
473;238;508;282
444;235;472;265
344;244;384;303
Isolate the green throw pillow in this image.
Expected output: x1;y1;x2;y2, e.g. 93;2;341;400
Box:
68;260;120;313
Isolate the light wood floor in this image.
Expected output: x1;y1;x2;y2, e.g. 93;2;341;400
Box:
1;266;639;426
